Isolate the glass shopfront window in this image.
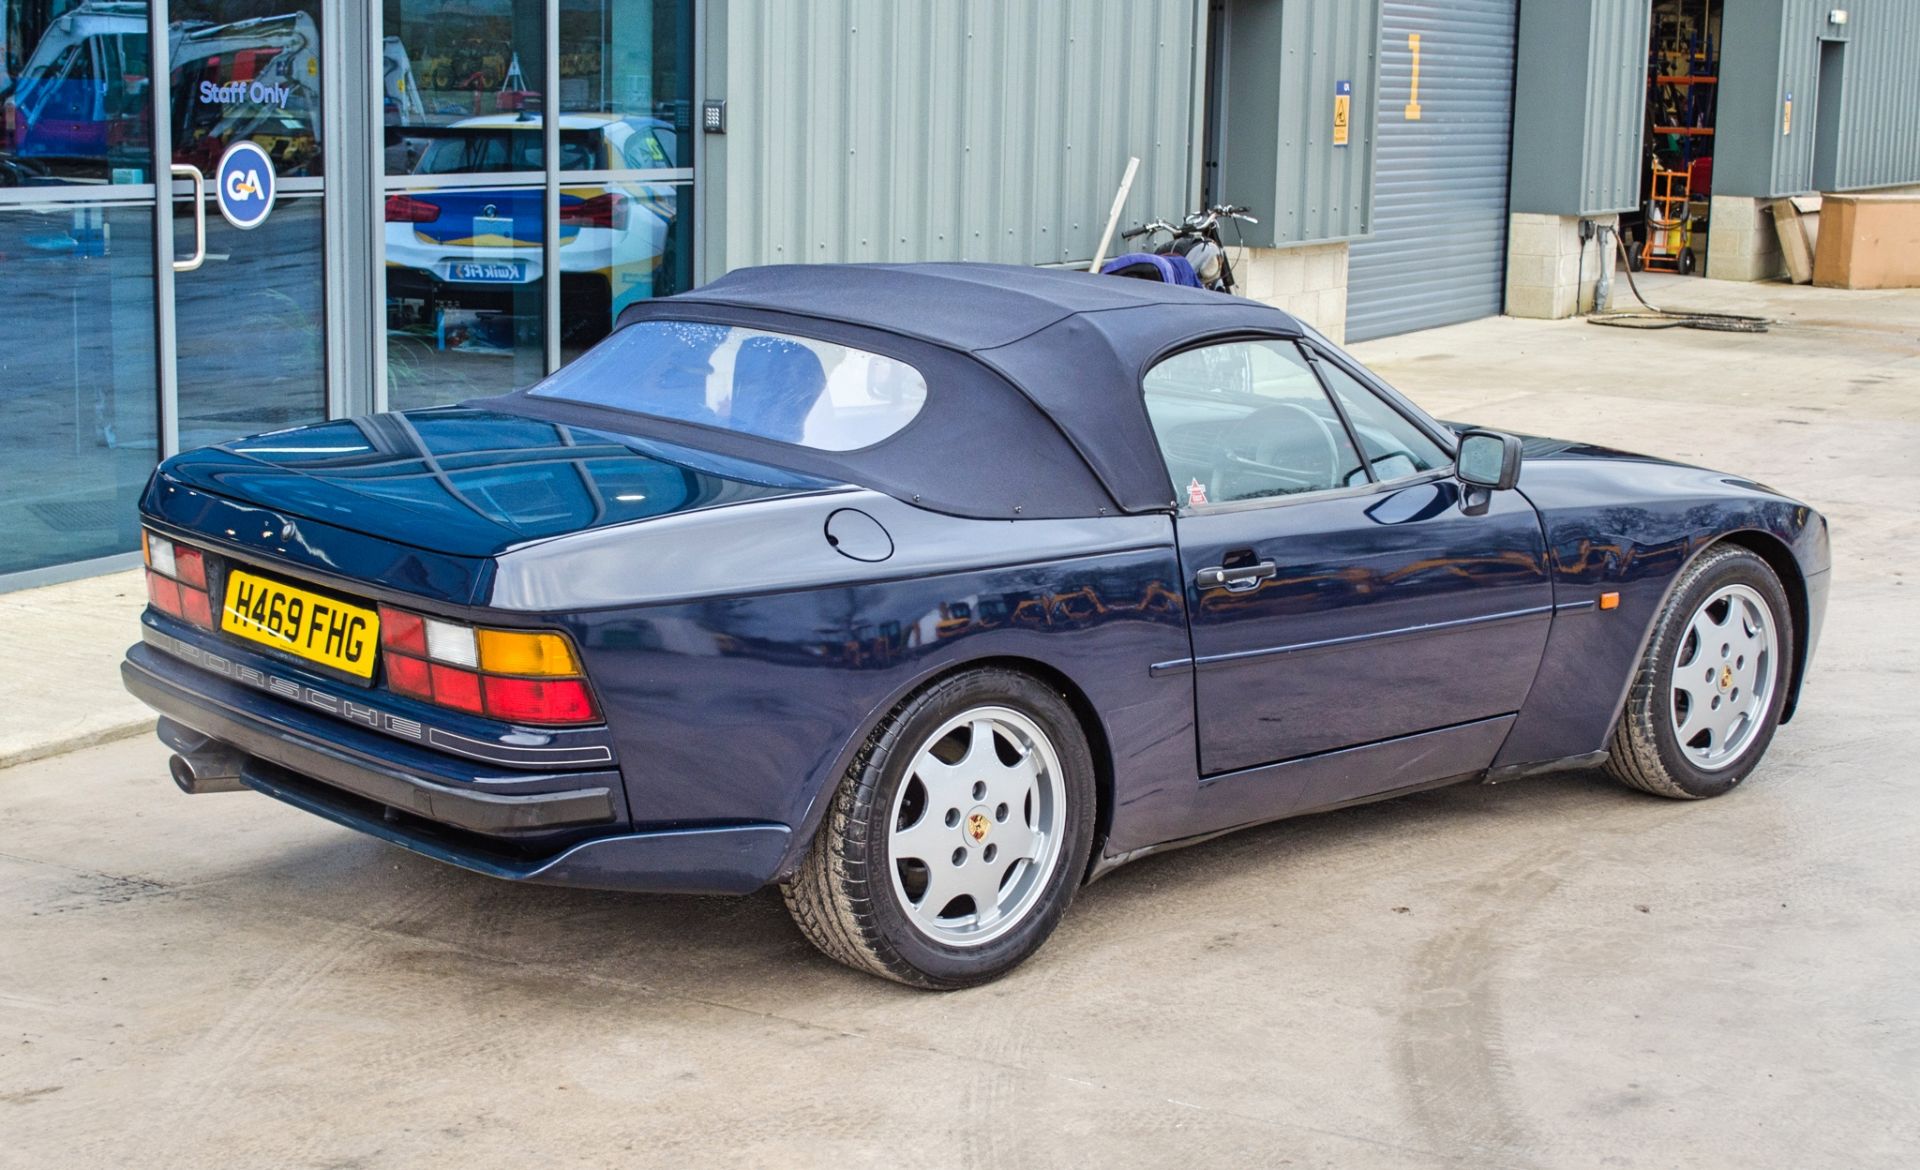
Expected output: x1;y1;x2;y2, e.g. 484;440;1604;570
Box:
0;0;697;585
384;177;547;407
559;178;691;365
0;200;158;575
558;0;692;122
2;0;158;577
168;0;323;177
1;1;155;186
385;0;693;410
382;0;544;171
384;0;546;408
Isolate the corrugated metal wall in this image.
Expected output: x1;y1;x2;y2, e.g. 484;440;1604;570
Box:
1346;0;1519;342
710;0;1204;274
1215;0;1380;248
1768;0;1825;195
1826;2;1920;191
1509;0;1647;216
1579;0;1648;213
1719;0;1920;197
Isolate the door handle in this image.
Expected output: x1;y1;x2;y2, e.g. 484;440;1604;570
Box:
171;164;206;273
1196;561;1278;592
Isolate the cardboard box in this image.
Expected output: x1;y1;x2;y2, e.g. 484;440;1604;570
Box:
1814;194;1920;289
1770;195;1822;284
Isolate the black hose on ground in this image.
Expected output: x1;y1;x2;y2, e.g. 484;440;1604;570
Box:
1587;231;1770;333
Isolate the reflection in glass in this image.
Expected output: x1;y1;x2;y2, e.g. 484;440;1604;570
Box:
168;1;324;178
173;194;326;450
225;410;818;536
382;0;543;174
1;0;154;185
2;0;324;186
385;182;546;408
558;0;692;123
559;180;690;361
0;203;156;574
534;321;930;452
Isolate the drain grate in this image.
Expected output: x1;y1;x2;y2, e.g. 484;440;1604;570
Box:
27;498;125;532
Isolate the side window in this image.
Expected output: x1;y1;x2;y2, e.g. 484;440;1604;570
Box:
1311;355;1452;481
1143;339;1367;506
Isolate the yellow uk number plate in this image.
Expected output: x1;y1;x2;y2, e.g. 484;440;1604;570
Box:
220;570;381;678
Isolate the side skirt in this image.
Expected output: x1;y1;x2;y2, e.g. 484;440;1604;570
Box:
1482;749;1610;785
1088;714;1515;882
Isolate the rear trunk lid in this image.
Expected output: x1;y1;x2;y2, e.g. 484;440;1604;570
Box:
147;407;839;563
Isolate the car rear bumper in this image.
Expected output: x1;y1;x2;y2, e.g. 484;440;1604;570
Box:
237;759;791;896
122;643;790;895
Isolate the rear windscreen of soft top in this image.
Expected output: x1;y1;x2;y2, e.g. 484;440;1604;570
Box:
528;320;930;453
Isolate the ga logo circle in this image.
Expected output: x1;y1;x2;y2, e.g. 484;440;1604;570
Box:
216;140;276;230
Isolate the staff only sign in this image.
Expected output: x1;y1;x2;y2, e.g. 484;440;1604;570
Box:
216;141;276;231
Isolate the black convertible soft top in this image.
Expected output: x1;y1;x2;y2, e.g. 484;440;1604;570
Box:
482;263;1307;519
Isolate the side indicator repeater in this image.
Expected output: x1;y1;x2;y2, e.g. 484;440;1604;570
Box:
1599;591;1621;611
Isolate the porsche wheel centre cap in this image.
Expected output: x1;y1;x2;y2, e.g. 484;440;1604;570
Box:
965;809;992;845
1718;665;1735;691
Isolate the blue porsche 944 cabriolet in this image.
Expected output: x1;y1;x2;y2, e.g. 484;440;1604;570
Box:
124;263;1829;987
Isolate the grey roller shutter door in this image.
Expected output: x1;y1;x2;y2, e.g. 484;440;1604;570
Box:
1346;0;1519;342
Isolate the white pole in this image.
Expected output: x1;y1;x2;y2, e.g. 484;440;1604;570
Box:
1088;156;1141;273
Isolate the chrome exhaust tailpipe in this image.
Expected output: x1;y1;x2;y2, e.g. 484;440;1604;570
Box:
168;750;249;795
156;718;249;794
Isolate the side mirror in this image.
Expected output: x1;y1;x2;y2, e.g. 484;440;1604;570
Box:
1456;429;1523;491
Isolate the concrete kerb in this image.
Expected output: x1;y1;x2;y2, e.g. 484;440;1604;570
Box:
0;568;153;772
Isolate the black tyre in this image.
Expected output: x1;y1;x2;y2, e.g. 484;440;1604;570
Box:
1605;545;1794;799
782;667;1097;989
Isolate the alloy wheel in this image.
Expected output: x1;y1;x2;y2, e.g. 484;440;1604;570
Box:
885;705;1068;947
1669;582;1779;772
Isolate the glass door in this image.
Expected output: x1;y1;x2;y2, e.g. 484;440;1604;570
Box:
161;0;328;452
0;0;161;579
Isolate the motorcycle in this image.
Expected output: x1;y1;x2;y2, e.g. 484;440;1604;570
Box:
1101;204;1259;294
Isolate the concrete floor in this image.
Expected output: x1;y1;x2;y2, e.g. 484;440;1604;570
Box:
4;276;1917;1168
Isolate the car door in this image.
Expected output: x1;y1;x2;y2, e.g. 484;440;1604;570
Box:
1143;336;1552;780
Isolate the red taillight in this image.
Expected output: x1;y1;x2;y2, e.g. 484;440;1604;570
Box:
378;604;599;726
180;587;214;628
378;605;427;655
429;664;485;714
386;652;432;700
143;530;214;630
385;194;441;223
560;192;627;231
174;546;207;590
481;676;597;724
146;570;183;618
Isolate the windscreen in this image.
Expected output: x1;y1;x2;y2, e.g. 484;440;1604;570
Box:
528;321;929;451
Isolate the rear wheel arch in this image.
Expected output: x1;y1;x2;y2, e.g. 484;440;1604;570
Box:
956;656;1115;877
776;654;1116;887
781;659;1103;986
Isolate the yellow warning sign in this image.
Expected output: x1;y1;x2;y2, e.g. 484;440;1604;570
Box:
1333;80;1352;146
1405;33;1423;120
